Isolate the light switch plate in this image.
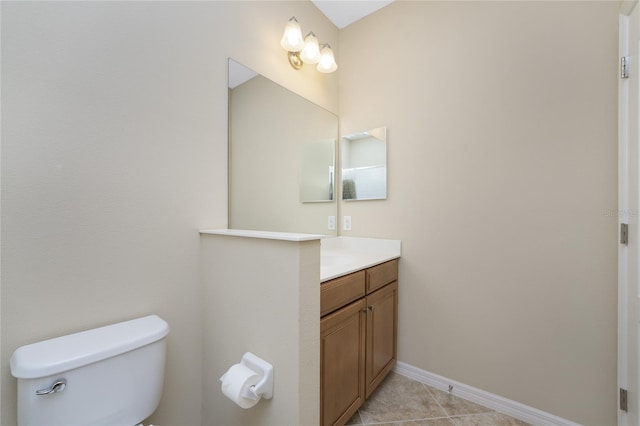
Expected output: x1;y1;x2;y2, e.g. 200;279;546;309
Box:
343;216;352;231
328;216;336;230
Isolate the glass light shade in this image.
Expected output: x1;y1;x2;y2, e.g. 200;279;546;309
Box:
280;18;304;52
317;44;338;73
300;32;320;64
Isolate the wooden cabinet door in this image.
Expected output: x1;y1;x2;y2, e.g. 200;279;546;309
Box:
321;298;366;426
365;281;398;398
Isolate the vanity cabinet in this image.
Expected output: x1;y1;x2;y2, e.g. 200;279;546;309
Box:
320;259;399;426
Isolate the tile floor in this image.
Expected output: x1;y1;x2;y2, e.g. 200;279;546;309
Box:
346;373;531;426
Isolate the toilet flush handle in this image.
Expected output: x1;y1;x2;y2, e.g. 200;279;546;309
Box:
36;378;66;395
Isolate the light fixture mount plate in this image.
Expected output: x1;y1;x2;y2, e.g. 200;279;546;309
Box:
288;51;303;70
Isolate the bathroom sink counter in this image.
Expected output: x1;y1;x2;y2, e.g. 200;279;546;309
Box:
321;236;401;282
200;228;324;241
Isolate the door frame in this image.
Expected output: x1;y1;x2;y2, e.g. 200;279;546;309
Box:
619;3;638;425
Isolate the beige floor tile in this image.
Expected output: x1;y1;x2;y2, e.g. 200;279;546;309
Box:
372;417;456;426
426;386;493;417
451;412;531;426
346;410;363;425
344;373;529;426
358;373;448;424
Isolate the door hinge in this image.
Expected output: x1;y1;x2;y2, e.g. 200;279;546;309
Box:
621;223;629;245
622;56;630;79
621;388;628;412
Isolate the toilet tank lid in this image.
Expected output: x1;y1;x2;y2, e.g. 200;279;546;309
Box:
10;315;169;379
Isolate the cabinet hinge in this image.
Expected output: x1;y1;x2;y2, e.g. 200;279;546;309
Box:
621;388;628;412
621;223;629;245
622;56;630;79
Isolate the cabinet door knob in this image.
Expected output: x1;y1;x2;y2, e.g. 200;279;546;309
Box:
368;305;374;312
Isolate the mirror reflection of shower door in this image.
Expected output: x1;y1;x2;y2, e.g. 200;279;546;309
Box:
342;127;387;201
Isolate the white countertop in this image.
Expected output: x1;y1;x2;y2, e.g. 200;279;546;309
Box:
321;237;401;282
199;229;325;242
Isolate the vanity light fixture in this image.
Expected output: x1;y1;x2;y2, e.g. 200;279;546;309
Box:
280;17;337;73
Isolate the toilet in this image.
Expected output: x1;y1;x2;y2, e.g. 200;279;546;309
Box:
10;314;169;426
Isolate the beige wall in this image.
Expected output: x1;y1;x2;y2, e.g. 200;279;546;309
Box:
0;2;337;425
338;2;618;425
201;234;320;426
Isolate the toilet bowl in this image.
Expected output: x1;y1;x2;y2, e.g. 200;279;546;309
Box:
10;315;169;426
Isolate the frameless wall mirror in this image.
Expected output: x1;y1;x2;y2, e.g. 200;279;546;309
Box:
228;59;338;235
341;127;387;201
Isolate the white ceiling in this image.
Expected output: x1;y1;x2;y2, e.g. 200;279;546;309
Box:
311;0;394;29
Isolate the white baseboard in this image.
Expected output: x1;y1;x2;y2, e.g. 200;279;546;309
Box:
394;361;581;426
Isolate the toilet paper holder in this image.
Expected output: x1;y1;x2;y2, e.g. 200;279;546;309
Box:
226;352;274;401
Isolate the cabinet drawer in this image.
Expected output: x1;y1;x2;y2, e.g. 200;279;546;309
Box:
366;259;399;293
321;270;366;317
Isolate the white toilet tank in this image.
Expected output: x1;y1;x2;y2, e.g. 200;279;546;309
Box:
10;315;169;426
